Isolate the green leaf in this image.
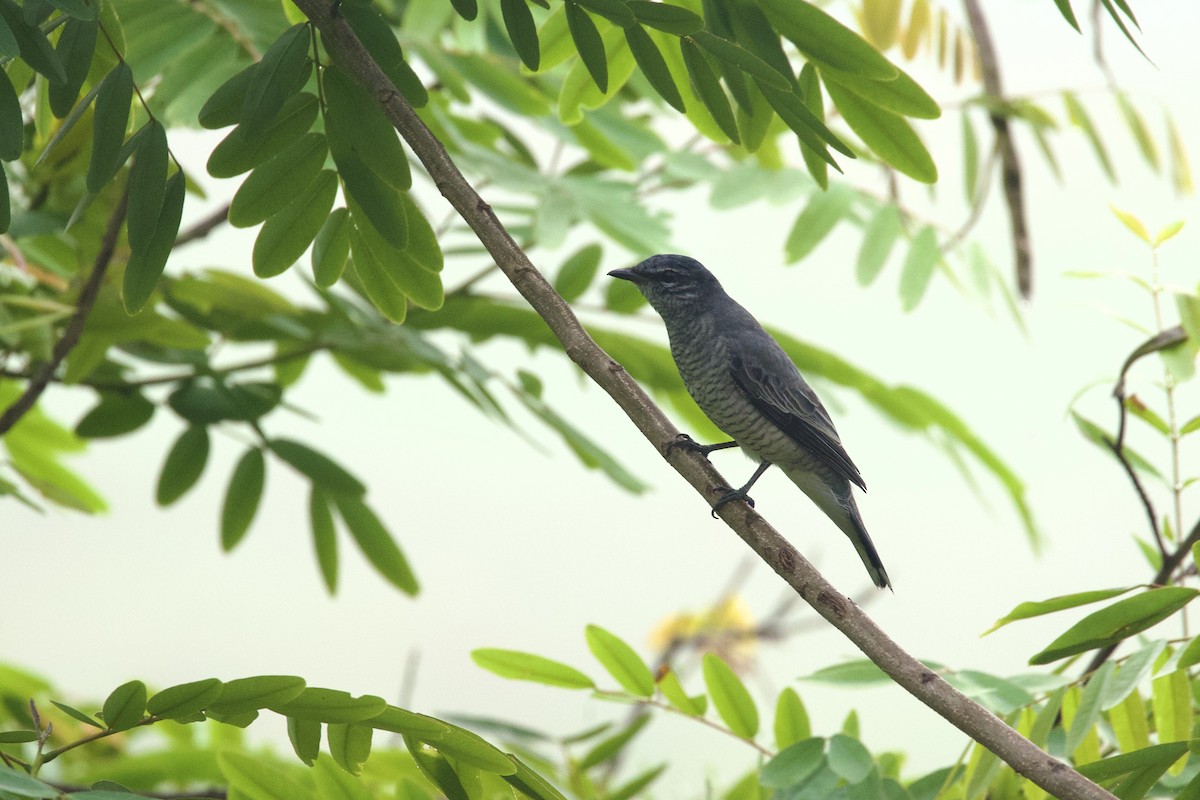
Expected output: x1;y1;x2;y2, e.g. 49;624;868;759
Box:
774;687;811;750
341;0;427;107
898;225;940;311
332;154;408;253
242;24;312;135
418;723;518;774
349;244;407;323
565;1;607;92
50;700;101;728
1116;92;1159;171
680;38;737;144
574;0;635;27
1151;670;1192;746
585;624;654;697
252;168;337;277
759;0;897;79
1108;688;1151;754
269;438;365;495
818;64;940;120
628;1;701;34
1065;661;1113;754
0;70;21;161
0;7;17;57
0;0;64;83
369;707;450;739
230;132;327;228
86;62;133;193
1078;741;1188;784
322;64;411;191
0;730;38;743
0;767;59;799
702;653;758;738
625;25;684;112
218;750;309;800
155;424;210;506
471;648;595;689
0;167;7;233
761;736;825;788
328;723;374;775
270;688;387;723
125;120;169;252
607;764;666;800
405;737;471;800
102;680;147;732
221;447;266;552
656;667;703;715
1102;639;1165;710
309;487;339;594
855;205;902;286
209;675;307;713
784;184;854;263
333;493;419;595
75;391;155;438
500;0;539;70
962;112;979;203
797;62;827;186
828;734;873;784
554;243;602;302
398;192;444;273
287;717;321;767
758;83;849;162
578;714;650;770
825;79;936;183
199;63;256;129
124;169;186;313
1070;412;1164;481
689;31;790;91
207;91;318;178
1051;0;1081;31
1064;91;1115;181
802;659;890;685
312;207;351;288
146;678;223;719
47;17;96;118
1029;587;1200;665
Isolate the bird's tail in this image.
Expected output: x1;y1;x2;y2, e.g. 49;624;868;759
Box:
781;466;891;590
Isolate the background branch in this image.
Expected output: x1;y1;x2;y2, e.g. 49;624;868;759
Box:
0;194;129;435
962;0;1033;299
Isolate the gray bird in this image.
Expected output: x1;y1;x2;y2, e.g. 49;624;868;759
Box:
609;254;890;589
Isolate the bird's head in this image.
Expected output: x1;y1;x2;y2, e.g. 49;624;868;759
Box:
608;254;723;316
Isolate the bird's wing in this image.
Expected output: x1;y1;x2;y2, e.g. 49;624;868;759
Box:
729;338;866;491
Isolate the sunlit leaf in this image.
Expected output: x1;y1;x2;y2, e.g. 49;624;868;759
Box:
334;493;418;595
585;624;654;697
471;648;595;689
702;653;757;738
1030;588;1199;665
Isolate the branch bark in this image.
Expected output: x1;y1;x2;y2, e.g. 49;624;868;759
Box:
0;194;128;435
294;4;1114;798
962;0;1033;299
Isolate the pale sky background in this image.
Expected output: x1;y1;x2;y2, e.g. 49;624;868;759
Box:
5;0;1200;795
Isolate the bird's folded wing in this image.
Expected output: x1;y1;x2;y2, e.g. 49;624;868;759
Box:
729;345;867;491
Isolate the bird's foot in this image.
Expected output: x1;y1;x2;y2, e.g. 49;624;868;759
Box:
711;487;755;518
664;434;738;459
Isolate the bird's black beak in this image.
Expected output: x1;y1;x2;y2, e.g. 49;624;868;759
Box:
608;268;641;283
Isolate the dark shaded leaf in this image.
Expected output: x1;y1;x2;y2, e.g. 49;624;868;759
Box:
628;1;701;35
574;0;635;27
0;70;21;161
75;391;155;438
48;17;97;118
689;30;789;91
156;424;210;506
207;91;319;178
448;0;477;21
221;447;265;552
500;0;539;70
759;0;896;78
566;1;607;93
87;62;133;193
252;168;337;277
0;0;64;82
230;132;327;227
797;63;827;186
125;120;168;252
333;493;418;595
269;438;365;495
681;39;737;143
242;24;312;135
309;487;339;594
124;170;186;313
624;25;683;112
199;64;256;129
312;206;351;288
340;0;428;107
146;678;223;719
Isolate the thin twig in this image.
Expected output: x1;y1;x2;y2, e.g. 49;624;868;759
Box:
295;4;1115;798
962;0;1033;299
0;194;128;435
174;202;231;248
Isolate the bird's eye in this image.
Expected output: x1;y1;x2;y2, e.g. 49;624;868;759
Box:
660;269;680;279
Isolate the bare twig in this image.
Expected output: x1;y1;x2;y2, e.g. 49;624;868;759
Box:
962;0;1033;299
294;4;1115;798
174;202;231;248
0;194;128;435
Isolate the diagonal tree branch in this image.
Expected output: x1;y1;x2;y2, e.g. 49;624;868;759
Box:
294;4;1114;798
0;194;129;435
962;0;1034;299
